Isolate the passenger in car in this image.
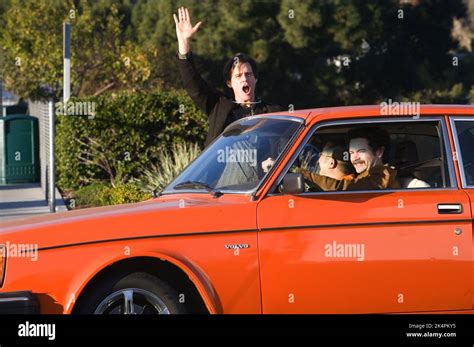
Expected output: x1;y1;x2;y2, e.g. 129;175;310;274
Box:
315;144;354;181
300;127;401;191
399;176;430;189
394;141;430;189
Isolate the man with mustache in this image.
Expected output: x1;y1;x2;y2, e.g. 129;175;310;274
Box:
300;126;400;191
174;7;282;147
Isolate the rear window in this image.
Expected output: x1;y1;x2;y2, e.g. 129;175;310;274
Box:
454;120;474;187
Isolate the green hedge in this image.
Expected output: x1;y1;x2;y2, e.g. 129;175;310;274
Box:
72;183;151;208
69;183;106;208
56;89;208;190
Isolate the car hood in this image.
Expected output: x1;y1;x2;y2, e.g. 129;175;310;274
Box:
0;194;257;250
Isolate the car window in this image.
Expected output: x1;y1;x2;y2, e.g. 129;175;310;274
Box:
279;120;452;193
162;116;302;194
454;120;474;187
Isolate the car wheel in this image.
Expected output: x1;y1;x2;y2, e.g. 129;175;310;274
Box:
75;272;187;314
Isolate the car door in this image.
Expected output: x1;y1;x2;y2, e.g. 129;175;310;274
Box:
257;117;472;313
451;116;474;310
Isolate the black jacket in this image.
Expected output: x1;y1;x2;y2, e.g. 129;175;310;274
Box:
177;52;283;147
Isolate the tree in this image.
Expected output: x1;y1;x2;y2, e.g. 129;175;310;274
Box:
131;0;471;107
276;0;469;106
0;0;151;99
2;0;473;105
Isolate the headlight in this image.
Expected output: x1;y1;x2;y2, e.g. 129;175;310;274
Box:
0;245;6;288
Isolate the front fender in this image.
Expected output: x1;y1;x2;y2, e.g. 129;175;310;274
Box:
64;251;221;314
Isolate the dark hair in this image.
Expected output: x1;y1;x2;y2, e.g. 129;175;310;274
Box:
347;126;390;163
223;53;258;86
322;145;354;175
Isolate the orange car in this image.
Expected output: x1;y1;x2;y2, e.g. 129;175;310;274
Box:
1;104;473;314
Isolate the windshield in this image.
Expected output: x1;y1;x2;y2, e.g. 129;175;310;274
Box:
162;116;303;195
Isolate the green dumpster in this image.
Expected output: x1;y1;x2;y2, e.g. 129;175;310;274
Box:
0;114;40;184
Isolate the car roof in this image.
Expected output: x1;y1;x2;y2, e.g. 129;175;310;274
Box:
264;104;474;123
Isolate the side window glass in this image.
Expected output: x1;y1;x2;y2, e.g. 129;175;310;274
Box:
281;120;452;193
454;120;474;186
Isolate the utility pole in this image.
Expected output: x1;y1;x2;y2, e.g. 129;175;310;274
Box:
48;100;55;213
0;79;4;117
63;22;71;103
48;22;71;213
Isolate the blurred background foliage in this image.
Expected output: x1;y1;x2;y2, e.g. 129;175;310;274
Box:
55;90;207;190
1;0;474;207
1;0;474;105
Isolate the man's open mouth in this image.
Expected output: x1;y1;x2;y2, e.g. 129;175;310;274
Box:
242;85;250;94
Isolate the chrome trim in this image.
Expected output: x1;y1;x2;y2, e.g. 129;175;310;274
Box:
438;203;462;209
267;187;458;198
449;117;474;189
226;114;306;126
440;118;457;188
267;116;456;196
94;288;170;315
0;297;29;303
437;203;463;214
162;190;254;195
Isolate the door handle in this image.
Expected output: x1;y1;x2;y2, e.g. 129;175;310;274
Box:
437;203;463;214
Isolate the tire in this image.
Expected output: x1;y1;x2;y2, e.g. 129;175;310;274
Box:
75;272;187;314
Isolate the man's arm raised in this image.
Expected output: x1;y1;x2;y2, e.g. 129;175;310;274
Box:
173;7;202;55
173;7;221;117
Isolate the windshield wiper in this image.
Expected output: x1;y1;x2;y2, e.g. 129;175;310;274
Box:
173;181;223;198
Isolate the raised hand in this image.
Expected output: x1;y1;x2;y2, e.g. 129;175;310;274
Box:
262;157;275;174
173;7;202;54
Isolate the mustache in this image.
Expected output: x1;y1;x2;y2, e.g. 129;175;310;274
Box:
352;160;366;165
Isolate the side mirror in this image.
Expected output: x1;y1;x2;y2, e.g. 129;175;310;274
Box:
278;173;304;194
